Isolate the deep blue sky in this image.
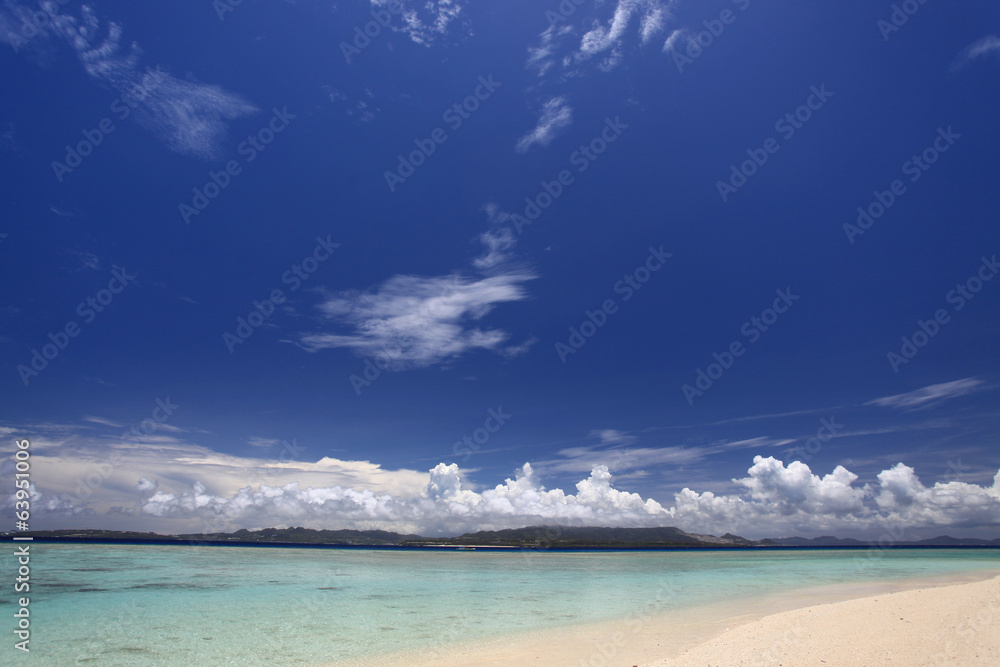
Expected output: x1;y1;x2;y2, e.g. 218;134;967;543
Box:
1;0;999;538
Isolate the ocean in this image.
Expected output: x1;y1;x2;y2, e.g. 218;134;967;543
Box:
3;543;998;665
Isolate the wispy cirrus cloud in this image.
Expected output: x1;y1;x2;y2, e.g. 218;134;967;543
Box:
661;27;688;53
590;429;637;446
578;0;671;67
951;35;1000;72
866;378;986;411
370;0;467;47
0;3;256;160
527;0;676;77
537;435;794;476
297;226;535;369
516;96;573;153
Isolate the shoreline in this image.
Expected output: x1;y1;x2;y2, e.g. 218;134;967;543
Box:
330;568;1000;667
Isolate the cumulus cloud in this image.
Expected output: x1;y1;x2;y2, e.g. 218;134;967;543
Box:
135;477;157;493
371;0;467;47
136;462;671;536
74;456;995;538
516;96;573;153
1;478;92;519
297;229;535;368
671;456;1000;538
951;35;1000;71
866;378;985;410
0;424;430;530
10;423;999;538
0;3;256;159
874;463;1000;528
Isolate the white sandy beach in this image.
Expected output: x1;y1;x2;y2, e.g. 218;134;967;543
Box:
338;570;1000;667
658;572;1000;667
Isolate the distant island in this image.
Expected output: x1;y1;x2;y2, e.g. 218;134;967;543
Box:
4;526;999;549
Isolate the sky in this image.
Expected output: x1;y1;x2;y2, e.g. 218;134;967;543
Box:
1;0;999;540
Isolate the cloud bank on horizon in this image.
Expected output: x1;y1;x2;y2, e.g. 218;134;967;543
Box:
10;450;999;539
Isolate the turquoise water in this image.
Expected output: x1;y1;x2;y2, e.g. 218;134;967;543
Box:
2;544;997;665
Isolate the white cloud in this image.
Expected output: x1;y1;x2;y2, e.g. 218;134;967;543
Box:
124;456;1000;538
527;0;676;76
136;477;157;493
371;0;467;47
671;456;1000;538
9;441;1000;538
82;415;123;428
132;462;671;536
0;3;256;159
579;0;669;60
247;437;280;448
297;230;535;368
661;28;688;53
298;272;534;368
590;429;637;446
542;444;702;475
472;227;517;273
875;463;1000;529
951;35;1000;71
516;96;573;153
526;25;573;78
866;378;985;410
0;426;431;526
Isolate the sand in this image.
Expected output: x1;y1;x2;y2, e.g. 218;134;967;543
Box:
656;573;1000;667
332;570;1000;667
